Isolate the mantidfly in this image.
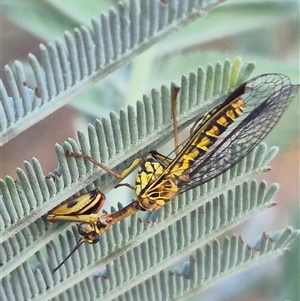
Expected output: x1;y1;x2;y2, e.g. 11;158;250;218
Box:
47;189;142;273
48;74;299;273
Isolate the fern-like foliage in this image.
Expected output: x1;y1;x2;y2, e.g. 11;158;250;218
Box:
0;0;299;301
0;0;225;146
0;56;255;276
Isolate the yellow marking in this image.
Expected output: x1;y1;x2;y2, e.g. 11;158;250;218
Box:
197;137;212;150
135;160;165;196
48;190;105;218
156;199;165;206
237;107;244;115
145;161;154;173
232;98;244;107
206;125;220;138
231;98;245;114
217;116;229;127
176;155;190;171
135;186;141;196
226;109;237;120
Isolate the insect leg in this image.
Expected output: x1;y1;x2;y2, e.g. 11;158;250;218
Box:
47;189;106;223
66;151;142;180
104;200;142;224
51;201;142;273
171;85;180;155
115;182;135;190
47;213;103;223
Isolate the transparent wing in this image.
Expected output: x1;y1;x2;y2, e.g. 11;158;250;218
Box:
179;84;299;192
158;73;298;193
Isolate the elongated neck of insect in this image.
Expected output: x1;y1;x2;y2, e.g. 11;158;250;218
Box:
108;201;141;224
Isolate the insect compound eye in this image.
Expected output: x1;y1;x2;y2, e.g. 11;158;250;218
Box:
78;222;93;235
77;222;100;244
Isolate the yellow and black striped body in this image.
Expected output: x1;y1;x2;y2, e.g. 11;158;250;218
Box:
170;97;245;178
135;97;245;210
48;73;298;272
134;73;299;211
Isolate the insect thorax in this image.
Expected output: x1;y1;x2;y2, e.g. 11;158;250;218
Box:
135;154;178;211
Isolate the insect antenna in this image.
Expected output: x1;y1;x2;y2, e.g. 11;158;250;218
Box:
52;238;85;274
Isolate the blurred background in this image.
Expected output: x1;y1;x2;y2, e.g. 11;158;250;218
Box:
0;0;299;300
